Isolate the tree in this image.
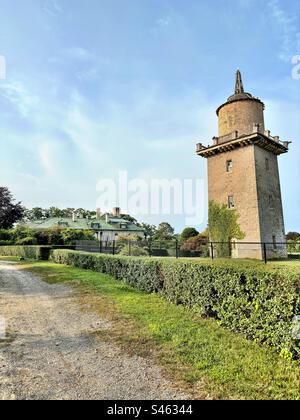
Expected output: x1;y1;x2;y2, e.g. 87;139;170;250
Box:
180;227;199;243
208;201;245;257
154;222;175;240
0;187;24;229
286;232;300;241
180;234;209;256
49;207;65;218
119;214;138;224
138;223;157;239
25;207;47;221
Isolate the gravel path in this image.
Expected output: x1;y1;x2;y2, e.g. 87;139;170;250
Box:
0;261;187;400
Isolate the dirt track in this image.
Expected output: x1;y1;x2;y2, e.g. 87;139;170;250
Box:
0;261;186;400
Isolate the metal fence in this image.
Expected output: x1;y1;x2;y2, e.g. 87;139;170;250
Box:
75;239;300;263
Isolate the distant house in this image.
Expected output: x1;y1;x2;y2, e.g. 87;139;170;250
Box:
20;207;145;242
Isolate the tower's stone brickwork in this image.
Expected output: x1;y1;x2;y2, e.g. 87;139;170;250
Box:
197;71;289;259
218;100;265;138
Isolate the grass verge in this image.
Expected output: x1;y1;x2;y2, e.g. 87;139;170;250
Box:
15;260;300;400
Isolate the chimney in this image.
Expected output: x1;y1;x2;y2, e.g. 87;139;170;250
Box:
112;207;121;217
96;208;101;219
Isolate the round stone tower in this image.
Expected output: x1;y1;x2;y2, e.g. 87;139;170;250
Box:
216;70;265;138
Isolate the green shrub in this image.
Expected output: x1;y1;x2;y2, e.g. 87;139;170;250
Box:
0;240;14;246
0;245;52;260
16;236;38;245
51;249;300;358
119;245;149;257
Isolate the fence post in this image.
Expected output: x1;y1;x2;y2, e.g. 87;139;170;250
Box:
99;240;102;254
210;242;214;260
112;240;115;255
175;239;179;259
128;240;131;257
263;243;267;264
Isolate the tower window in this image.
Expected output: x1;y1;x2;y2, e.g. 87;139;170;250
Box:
228;196;235;209
226;160;233;173
265;158;270;171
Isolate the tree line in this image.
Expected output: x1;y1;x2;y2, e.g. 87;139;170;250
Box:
1;186;299;252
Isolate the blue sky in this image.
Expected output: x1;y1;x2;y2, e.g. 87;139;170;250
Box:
0;0;299;232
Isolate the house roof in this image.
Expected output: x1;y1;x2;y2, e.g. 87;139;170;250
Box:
20;217;145;233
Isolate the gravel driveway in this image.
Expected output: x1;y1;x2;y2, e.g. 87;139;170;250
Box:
0;261;187;400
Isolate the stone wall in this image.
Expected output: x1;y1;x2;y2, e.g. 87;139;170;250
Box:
207;143;286;259
254;146;287;258
218;99;265;137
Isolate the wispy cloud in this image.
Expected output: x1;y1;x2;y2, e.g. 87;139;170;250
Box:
151;16;172;35
267;0;300;61
43;0;63;16
63;47;95;61
0;81;39;117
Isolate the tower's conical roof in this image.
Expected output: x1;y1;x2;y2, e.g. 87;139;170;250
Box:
216;70;264;115
235;69;244;94
227;69;254;101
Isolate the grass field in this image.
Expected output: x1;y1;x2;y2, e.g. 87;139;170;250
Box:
8;259;299;401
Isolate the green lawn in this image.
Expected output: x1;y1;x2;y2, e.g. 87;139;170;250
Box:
12;260;299;401
0;256;19;261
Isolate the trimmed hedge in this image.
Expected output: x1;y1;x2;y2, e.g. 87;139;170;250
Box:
55;250;300;357
0;245;53;260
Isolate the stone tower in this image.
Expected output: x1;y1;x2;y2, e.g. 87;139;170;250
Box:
197;70;290;259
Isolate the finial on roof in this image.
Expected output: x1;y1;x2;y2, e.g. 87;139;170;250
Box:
235;69;244;94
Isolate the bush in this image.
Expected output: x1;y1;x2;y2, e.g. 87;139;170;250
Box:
0;240;14;246
180;227;199;242
16;237;38;245
180;234;209;257
0;245;52;260
119;245;149;257
51;249;300;358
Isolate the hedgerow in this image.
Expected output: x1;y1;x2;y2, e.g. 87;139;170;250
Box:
40;250;300;357
0;245;53;260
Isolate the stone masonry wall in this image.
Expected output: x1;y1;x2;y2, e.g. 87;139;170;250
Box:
208;145;263;259
218;100;265;137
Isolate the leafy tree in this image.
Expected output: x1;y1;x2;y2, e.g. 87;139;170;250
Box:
16;237;38;245
138;223;157;239
61;229;95;245
180;227;199;243
25;207;46;221
208;201;245;257
180;234;209;256
286;232;300;241
48;207;65;218
0;187;24;229
154;222;175;240
118;214;138;224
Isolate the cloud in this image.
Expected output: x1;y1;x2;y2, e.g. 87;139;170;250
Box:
156;17;171;28
63;47;95;61
43;0;63;16
0;81;39;117
267;0;300;61
38;142;57;177
151;16;172;35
